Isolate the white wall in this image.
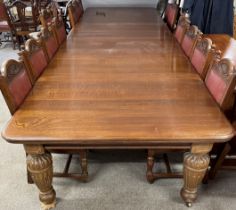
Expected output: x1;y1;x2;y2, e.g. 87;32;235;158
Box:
82;0;159;9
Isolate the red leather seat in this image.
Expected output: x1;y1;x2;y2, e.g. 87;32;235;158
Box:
19;39;49;83
191;38;213;79
30;49;48;78
0;21;10;31
181;25;201;58
165;3;179;30
174;16;190;44
39;26;59;60
205;58;236;110
67;0;84;28
52;17;66;46
0;59;32;114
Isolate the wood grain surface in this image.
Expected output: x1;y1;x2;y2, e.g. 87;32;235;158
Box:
2;8;234;145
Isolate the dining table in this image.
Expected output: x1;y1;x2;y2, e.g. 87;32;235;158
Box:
2;7;234;209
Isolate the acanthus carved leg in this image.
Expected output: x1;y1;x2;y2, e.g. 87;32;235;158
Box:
146;149;155;184
180;144;212;207
26;150;56;210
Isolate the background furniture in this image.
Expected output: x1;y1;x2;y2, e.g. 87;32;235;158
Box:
0;0;17;49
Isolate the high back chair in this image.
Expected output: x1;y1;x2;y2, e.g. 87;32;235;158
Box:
146;58;236;184
6;0;39;49
19;38;48;83
67;0;83;29
191;37;214;80
205;58;236;111
0;0;17;49
0;59;32;115
203;58;236;181
39;26;59;60
52;16;67;46
165;3;179;31
40;8;54;28
181;25;201;58
0;58;34;184
39;1;61;28
174;15;190;44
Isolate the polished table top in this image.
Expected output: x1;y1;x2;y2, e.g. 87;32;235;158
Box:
2;8;234;145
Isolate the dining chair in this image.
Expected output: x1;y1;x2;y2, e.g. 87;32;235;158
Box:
67;0;83;29
146;58;236;184
0;59;33;115
181;25;202;58
6;0;40;50
18;38;48;83
52;16;67;46
25;24;87;182
164;3;179;31
205;58;236;111
0;58;34;184
0;0;18;49
190;37;214;80
174;15;190;44
39;1;61;28
40;7;54;27
39;26;59;60
203;58;236;182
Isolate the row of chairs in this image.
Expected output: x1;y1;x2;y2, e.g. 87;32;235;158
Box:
164;2;179;31
0;1;86;183
147;6;236;183
0;0;83;50
0;0;53;50
0;19;62;114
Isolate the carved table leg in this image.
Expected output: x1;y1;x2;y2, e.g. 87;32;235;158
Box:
26;153;34;184
180;144;212;207
146;149;155;183
25;145;56;210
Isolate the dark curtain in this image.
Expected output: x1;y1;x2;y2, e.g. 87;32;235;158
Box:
209;0;234;35
182;0;234;36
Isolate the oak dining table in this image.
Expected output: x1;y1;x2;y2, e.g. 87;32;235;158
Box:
2;7;234;209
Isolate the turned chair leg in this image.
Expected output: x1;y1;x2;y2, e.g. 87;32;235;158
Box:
208;143;231;180
146;150;155;183
163;153;172;173
53;150;88;181
63;154;73;174
146;150;183;183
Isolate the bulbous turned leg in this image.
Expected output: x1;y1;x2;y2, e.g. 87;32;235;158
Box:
146;150;155;184
27;152;56;210
181;151;210;207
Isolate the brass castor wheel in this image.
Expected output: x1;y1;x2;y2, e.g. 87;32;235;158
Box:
186;202;192;207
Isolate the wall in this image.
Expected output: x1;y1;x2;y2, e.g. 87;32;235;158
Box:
82;0;159;9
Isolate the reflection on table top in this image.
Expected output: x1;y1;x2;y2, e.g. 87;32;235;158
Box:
2;8;234;145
